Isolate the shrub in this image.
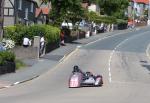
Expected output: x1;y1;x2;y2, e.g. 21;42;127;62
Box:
27;24;60;43
4;26;16;40
116;19;127;25
94;16;117;24
4;24;60;45
87;11;117;24
4;24;28;45
0;51;15;65
116;19;128;30
27;24;45;39
44;25;60;43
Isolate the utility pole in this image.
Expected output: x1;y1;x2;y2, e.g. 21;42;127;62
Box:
148;0;150;25
0;0;4;38
132;0;136;28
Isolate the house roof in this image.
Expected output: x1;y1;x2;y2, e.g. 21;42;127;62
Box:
36;7;50;17
41;7;49;14
35;1;51;17
132;0;149;4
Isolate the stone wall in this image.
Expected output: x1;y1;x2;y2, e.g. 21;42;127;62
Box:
11;46;38;59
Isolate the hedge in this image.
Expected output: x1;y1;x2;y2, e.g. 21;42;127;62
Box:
4;24;60;45
0;51;15;65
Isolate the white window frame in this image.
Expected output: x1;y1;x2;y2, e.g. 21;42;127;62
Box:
30;3;34;12
18;0;22;10
24;8;28;20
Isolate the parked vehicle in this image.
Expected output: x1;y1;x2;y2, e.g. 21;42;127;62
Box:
0;44;6;51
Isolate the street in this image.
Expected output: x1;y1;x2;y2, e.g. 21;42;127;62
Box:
0;27;150;103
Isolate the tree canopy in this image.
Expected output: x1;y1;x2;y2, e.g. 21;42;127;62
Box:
40;0;129;25
98;0;129;19
48;0;85;26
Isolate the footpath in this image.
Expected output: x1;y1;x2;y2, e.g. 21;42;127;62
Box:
0;30;131;89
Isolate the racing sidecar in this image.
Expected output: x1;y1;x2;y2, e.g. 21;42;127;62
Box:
68;66;103;88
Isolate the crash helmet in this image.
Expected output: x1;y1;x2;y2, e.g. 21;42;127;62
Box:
86;71;91;77
73;65;79;72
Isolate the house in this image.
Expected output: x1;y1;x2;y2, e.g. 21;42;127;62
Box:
128;0;149;26
88;4;100;15
128;0;149;18
35;1;51;24
81;1;100;15
3;0;38;26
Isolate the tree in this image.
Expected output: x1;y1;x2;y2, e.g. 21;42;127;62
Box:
98;0;129;19
48;0;85;26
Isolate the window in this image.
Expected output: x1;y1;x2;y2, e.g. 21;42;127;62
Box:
4;9;9;16
4;8;14;16
18;0;22;10
25;8;28;20
30;3;34;12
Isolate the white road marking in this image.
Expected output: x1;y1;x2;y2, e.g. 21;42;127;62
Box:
85;27;142;47
61;48;79;62
108;30;150;83
85;31;131;47
13;82;20;85
59;55;66;62
108;39;129;83
146;43;150;60
77;45;82;48
4;86;11;88
45;48;79;74
83;30;134;83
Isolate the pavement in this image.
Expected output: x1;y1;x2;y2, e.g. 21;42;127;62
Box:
0;29;132;89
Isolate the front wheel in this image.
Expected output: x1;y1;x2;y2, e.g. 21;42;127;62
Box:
95;75;103;86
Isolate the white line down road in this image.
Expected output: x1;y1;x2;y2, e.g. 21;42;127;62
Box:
108;30;150;83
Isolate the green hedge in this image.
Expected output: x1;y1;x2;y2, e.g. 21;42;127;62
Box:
87;11;117;24
4;24;27;45
4;24;60;45
116;19;127;25
116;19;128;30
0;51;15;65
94;16;117;24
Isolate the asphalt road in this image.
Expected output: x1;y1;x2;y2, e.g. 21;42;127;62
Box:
0;27;150;103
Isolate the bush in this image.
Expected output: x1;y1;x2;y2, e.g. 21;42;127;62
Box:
4;24;60;45
4;24;28;45
27;24;45;39
116;19;128;30
4;26;16;40
94;16;117;24
44;25;60;43
116;19;127;25
87;11;117;24
0;51;15;65
27;24;60;43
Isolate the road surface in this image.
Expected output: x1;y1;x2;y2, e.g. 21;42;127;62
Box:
0;27;150;103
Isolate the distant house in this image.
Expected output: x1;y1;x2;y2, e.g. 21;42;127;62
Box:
88;3;100;15
128;0;149;18
81;1;100;15
35;1;51;24
3;0;38;26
